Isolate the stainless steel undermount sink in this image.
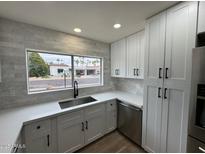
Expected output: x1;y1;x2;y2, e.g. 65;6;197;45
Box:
59;96;97;109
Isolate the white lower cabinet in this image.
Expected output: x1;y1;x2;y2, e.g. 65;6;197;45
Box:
57;104;106;152
23;101;118;153
84;104;105;145
24;119;53;153
57;110;85;153
105;100;117;133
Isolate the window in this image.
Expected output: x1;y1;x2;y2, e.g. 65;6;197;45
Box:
74;56;102;87
26;49;103;94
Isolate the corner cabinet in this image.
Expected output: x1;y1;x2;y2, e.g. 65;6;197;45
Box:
142;2;198;153
23;119;55;153
111;31;145;79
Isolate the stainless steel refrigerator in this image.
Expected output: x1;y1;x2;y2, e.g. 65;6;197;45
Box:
187;47;205;152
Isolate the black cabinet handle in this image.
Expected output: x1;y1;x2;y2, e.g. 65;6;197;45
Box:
164;88;168;99
47;134;50;147
36;125;41;129
159;68;162;79
158;87;161;98
85;120;88;130
136;68;139;76
134;68;136;76
165;68;168;79
81;122;84;131
13;146;18;153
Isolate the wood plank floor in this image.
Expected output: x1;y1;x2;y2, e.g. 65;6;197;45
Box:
77;131;146;153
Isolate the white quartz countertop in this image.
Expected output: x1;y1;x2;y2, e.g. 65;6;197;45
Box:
0;91;143;152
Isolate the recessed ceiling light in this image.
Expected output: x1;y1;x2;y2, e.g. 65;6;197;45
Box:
113;24;121;29
74;28;82;33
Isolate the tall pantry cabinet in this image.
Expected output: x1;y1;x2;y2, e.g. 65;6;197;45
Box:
142;2;198;153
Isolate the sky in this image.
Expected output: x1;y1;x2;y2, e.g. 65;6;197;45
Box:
39;52;71;65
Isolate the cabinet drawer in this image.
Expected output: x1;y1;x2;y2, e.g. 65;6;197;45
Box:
24;119;51;136
106;100;117;111
85;103;105;118
57;110;84;127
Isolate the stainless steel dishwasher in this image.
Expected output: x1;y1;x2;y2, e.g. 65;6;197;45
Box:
117;101;142;145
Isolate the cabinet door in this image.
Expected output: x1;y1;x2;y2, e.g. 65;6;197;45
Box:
105;100;117;133
164;2;197;87
84;104;105;145
137;30;145;79
142;85;163;153
57;110;84;153
198;1;205;33
144;12;166;85
142;12;166;152
162;2;198;153
24;119;52;153
111;42;118;77
111;39;126;77
127;33;139;78
161;88;190;153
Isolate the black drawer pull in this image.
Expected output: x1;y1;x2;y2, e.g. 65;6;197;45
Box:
164;88;168;99
47;134;50;147
159;68;162;79
86;121;88;130
165;68;168;79
36;126;41;129
158;87;161;98
81;122;84;131
136;68;139;76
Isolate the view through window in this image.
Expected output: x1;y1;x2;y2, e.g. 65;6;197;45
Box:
27;50;102;93
74;56;101;87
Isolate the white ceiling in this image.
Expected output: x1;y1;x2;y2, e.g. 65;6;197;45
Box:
0;1;178;43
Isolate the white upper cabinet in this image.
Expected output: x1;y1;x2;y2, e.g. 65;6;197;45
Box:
144;12;166;86
127;33;139;78
127;30;145;79
111;31;145;79
138;30;145;79
164;2;198;87
198;1;205;33
111;39;126;77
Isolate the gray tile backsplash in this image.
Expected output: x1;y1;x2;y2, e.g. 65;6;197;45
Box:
0;18;114;109
0;18;143;110
113;78;144;95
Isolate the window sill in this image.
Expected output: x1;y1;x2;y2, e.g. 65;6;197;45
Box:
28;84;104;95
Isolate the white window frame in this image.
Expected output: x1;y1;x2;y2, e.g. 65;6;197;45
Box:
25;48;104;94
